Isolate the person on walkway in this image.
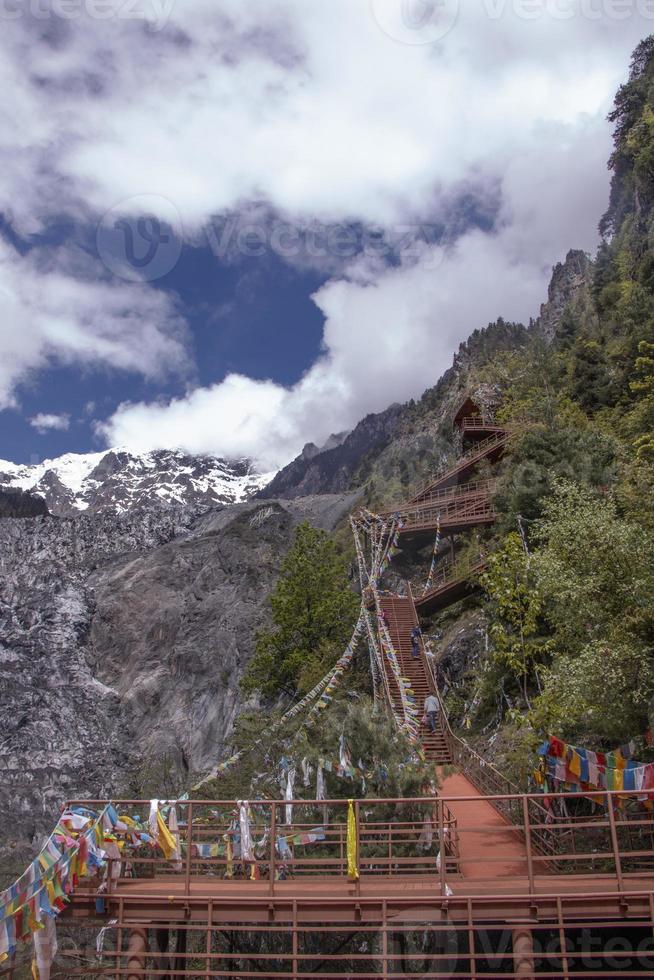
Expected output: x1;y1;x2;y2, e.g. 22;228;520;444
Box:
411;626;421;658
424;693;439;732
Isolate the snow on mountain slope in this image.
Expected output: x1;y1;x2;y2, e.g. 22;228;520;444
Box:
0;448;276;516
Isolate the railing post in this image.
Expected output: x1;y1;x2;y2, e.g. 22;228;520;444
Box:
184;802;193;899
437;798;447;896
269;802;276;895
355;800;361;895
522;796;535;894
606;791;624;893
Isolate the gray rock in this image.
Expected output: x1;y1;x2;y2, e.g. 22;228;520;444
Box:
0;493;358;854
535;249;596;342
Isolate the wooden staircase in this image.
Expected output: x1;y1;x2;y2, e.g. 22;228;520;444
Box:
391;479;497;542
410;429;509;500
378;593;452;763
415;554;488;616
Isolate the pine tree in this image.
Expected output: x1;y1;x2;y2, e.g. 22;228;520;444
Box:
242;522;359;699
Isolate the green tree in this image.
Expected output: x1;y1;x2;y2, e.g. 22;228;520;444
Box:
533;480;654;652
529;481;654;741
627;340;654;461
242;522;359;699
480;533;550;707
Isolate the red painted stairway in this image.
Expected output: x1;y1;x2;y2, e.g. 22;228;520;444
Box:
378;592;452;764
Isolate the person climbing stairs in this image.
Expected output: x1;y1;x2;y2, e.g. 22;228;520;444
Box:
378;592;452;763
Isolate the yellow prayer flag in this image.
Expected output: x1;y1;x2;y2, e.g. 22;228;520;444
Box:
568;751;581;778
347;799;359;882
156;812;178;861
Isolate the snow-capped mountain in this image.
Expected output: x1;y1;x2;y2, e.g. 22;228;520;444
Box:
0;448;276;516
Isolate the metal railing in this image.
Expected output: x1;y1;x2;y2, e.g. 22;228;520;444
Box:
380;478;498;515
410;429;510;503
63;790;654;900
416;553;487;602
20;887;654;978
457;415;505;430
65;797;459;896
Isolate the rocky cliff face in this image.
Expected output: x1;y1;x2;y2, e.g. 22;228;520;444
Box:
535;248;596;342
0;488;48;519
0;448;275;517
259;406;404;500
0;493;357;854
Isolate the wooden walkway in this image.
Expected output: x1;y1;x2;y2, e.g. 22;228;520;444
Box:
440;769;529;879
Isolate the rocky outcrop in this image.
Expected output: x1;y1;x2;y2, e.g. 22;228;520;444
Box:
0;493;358;853
259;406;403;500
536;249;596;342
0;487;48;519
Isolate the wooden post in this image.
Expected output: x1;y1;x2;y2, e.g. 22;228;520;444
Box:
184;802;194;899
269;802;277;895
437;798;447;896
522;796;535;894
606;791;624;893
355;800;361;895
126;927;148;980
512;926;535;980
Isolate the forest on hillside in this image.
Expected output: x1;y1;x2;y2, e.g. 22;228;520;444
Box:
211;37;654;799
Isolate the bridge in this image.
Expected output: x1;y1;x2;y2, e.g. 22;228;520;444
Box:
24;585;654;979
4;400;654;978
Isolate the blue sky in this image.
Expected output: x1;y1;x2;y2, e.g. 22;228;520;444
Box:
2;237;326;464
1;2;654;469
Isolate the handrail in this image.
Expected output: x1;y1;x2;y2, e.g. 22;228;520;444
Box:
418;553;487;598
62;790;654;902
410;429;510;503
380;478;498;516
420;645;563;859
457;416;505;429
399;500;496;532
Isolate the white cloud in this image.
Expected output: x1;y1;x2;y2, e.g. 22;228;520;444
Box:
1;2;653;462
0;1;646;230
30;412;71;434
104;111;613;470
0;239;190;411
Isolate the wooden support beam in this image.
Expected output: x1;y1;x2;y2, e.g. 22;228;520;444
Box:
126;926;148;980
512;926;535;980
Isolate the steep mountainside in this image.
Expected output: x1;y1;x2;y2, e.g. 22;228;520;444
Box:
0;488;48;519
261;318;533;503
0;449;275;517
0;493;357;855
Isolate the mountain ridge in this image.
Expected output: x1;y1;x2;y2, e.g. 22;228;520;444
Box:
0;448;276;517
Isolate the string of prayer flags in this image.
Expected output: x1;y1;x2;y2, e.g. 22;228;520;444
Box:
423;516;442;595
536;736;654;799
193;611;365;788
